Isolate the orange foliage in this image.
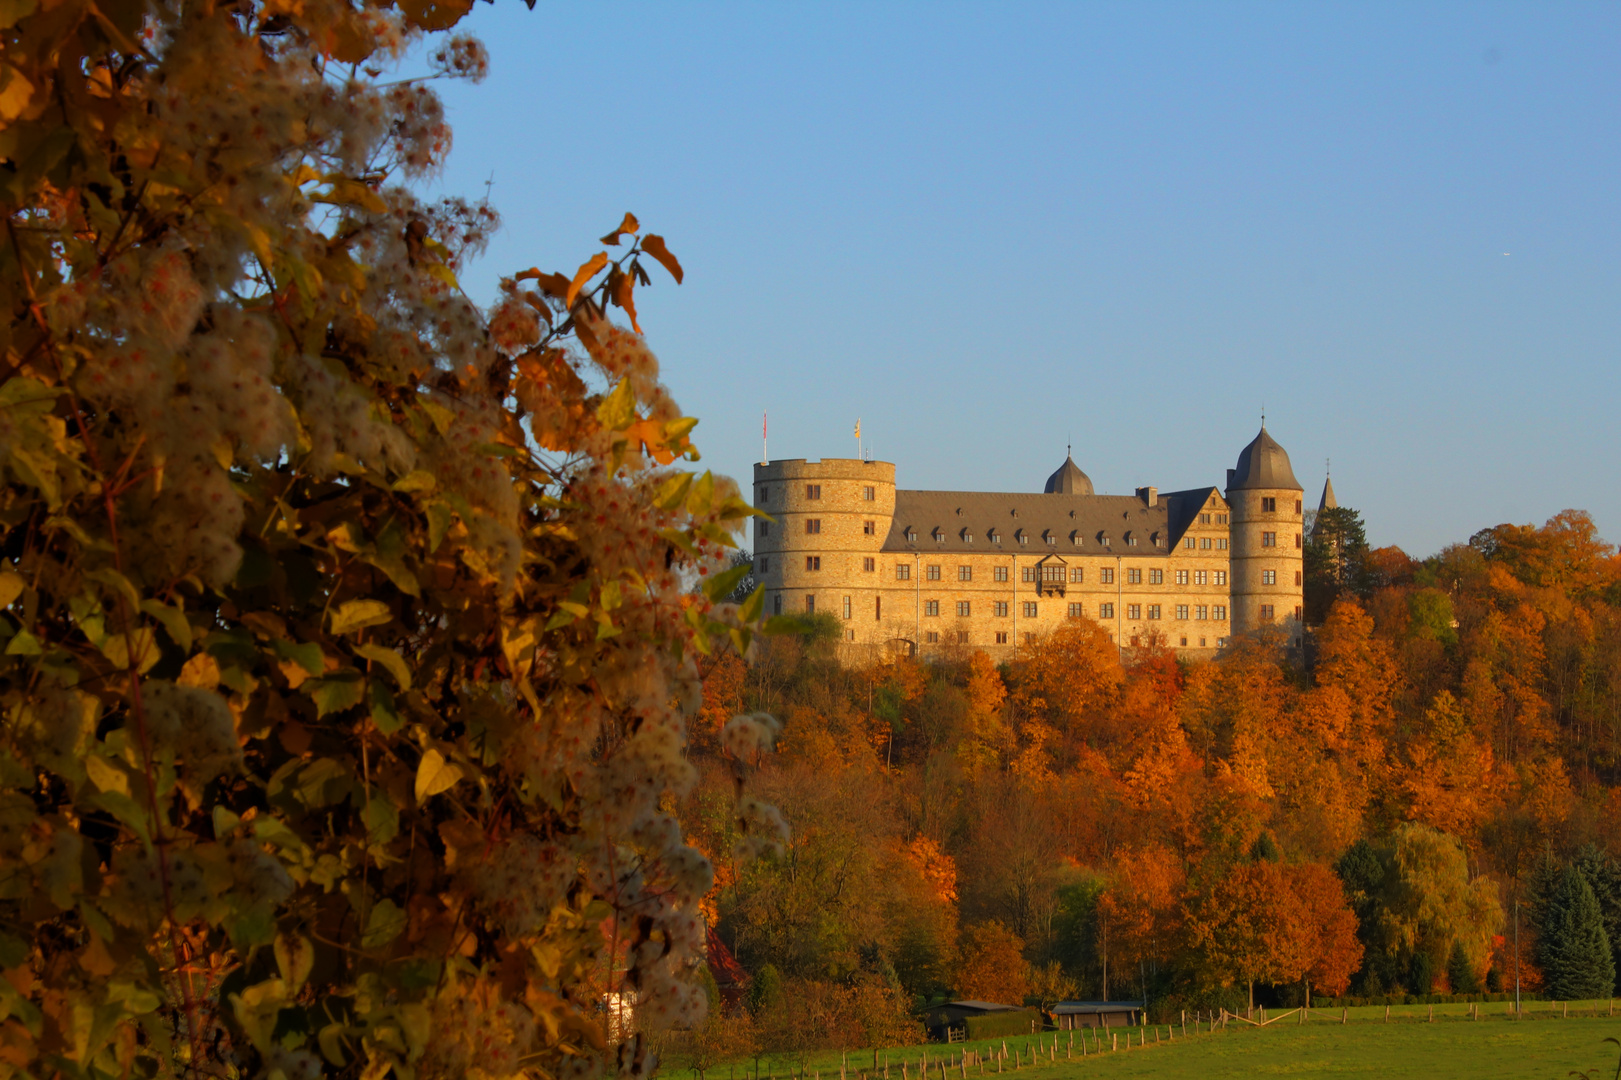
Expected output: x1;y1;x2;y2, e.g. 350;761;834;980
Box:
955;921;1030;1006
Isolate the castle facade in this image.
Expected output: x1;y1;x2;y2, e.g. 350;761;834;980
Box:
751;427;1307;659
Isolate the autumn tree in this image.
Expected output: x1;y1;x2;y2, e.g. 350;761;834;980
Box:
0;3;773;1080
1184;862;1311;1013
954;921;1031;1006
1286;862;1363;1005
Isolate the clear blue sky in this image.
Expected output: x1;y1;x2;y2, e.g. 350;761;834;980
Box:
429;2;1620;558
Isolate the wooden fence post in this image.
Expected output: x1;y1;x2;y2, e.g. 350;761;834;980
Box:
1562;1001;1568;1019
1111;1033;1117;1053
1341;1008;1347;1025
1428;1005;1433;1023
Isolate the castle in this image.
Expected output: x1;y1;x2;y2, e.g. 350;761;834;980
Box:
751;426;1310;659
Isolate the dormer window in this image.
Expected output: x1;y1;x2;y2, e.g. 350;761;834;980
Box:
1070;531;1083;545
955;507;964;516
1010;509;1019;518
1016;529;1028;545
1127;534;1139;546
1097;532;1111;547
1043;530;1056;546
905;528;917;543
960;528;974;543
989;529;1001;544
932;528;945;543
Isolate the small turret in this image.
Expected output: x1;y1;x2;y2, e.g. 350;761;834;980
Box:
1043;454;1094;496
1226;426;1305;644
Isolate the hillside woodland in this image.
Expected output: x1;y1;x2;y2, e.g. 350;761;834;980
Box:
682;507;1621;1053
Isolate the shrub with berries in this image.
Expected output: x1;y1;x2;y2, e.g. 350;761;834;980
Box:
0;2;773;1080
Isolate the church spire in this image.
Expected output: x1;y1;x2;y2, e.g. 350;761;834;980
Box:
1318;475;1337;514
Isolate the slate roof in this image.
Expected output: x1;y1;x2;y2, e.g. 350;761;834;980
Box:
1318;476;1337;513
1227;426;1303;492
882;489;1181;556
1043;456;1094;496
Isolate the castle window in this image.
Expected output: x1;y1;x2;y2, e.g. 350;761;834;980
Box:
1128;604;1141;620
1180;636;1188;647
1016;530;1028;545
1214;571;1228;586
896;564;911;581
875;596;882;619
1176;570;1188;585
1216;538;1229;550
1148;605;1161;620
1200;537;1211;550
1100;568;1115;585
864;557;875;572
989;530;1000;543
1199;513;1211;524
961;529;974;543
805;595;816;614
760;487;770;503
843;596;851;619
1127;568;1142;585
773;594;783;615
758;521;770;538
994;601;1009;617
1261;497;1276;512
1262;570;1276;585
1176;604;1189;620
806;556;820;571
957;601;971;617
1295;570;1302;586
925;600;940;617
1295;605;1303;620
1217;514;1229;524
1194;570;1207;585
959;565;972;582
1099;603;1115;619
1296;533;1303;549
958;631;969;643
1127;536;1138;546
1260;604;1276;622
864;521;876;535
1184;537;1195;549
1262;532;1277;547
1196;605;1208;620
1044;531;1056;545
1041;565;1065;583
994;566;1009;582
1214;605;1228;620
905;528;916;542
864;486;876;501
926;631;939;643
1294;499;1302;513
1070;567;1084;583
995;631;1009;644
758;558;770;574
807;484;822;500
1149;569;1164;585
1022;602;1038;618
1068;603;1084;618
806;519;821;534
1022;567;1037;583
926;565;941;581
932;528;944;543
1071;531;1083;545
1024;632;1037;645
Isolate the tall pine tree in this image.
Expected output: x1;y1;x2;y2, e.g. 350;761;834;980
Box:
1572;845;1621;994
1542;867;1616;1001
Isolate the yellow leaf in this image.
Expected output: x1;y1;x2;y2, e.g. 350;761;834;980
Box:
329;599;391;636
566;252;608;308
640;234;684;284
426;262;459;290
0;63;36;124
85;755;129;797
0;569;25;610
178;653;221;690
595;377;636;431
614;269;640;333
355;643;411;691
414;749;463;803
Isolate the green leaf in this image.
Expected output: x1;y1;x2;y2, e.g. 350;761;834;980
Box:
305;671;365;717
99;627;160;672
84;755;129;796
595;376;637;431
5;630;41;654
703;561;752;602
426;500;455;552
328;599;391;636
361;899;407;950
273;637;325;676
739;583;764;623
686;470;715;516
355;643;410;691
362;795;399;847
368;680;402;734
413;749;463;803
653;472;693;511
139;599;193;651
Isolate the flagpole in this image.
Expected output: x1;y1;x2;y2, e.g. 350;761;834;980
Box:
761;412;767;466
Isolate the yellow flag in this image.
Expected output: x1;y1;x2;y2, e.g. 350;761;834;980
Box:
854;418;861;439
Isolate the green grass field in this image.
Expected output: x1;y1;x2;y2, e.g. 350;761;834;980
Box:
714;1001;1621;1080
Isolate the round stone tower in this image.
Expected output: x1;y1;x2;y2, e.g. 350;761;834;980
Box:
751;458;896;632
1226;427;1305;645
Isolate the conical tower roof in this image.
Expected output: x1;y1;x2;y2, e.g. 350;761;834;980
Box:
1043;455;1094;496
1318;476;1337;513
1227;427;1302;492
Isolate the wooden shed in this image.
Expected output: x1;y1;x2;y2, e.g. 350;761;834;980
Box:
921;1000;1028;1041
1048;1001;1144;1029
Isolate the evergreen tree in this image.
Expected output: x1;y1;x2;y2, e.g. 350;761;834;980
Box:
1447;938;1481;993
1304;506;1372;622
1542;867;1616;1001
1572;845;1621;993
